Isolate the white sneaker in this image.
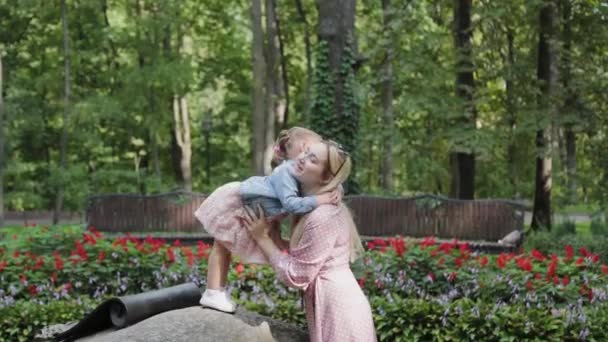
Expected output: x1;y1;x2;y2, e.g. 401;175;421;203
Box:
224;289;237;311
200;289;236;313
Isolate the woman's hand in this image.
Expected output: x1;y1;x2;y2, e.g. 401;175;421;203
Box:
240;205;272;241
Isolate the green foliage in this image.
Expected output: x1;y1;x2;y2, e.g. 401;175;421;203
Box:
525;231;608;263
309;38;361;193
1;0;608;210
0;297;98;342
553;219;577;237
590;213;608;236
3;227;608;340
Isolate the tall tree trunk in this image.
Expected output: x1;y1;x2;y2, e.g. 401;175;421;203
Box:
264;0;279;175
269;0;290;130
294;0;312;120
562;0;577;204
380;0;394;192
504;28;518;198
0;51;4;227
531;0;558;230
314;0;360;193
173;96;192;191
251;0;267;175
54;0;71;224
450;0;476;200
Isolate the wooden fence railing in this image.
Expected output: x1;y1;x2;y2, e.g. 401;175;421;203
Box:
86;192;527;242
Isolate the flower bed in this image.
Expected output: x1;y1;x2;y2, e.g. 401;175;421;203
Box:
1;226;608;341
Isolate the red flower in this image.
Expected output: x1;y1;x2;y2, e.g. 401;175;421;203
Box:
479;256;489;267
373;239;387;247
531;249;545;261
438;242;455;254
420;236;436;249
75;240;88;260
83;233;97;245
0;260;6;272
197;241;209;259
553;275;560;285
455;258;464;269
580;285;593;301
33;256;44;270
173;239;182;247
54;251;64;270
562;275;570;286
526;280;534;291
20;274;27;284
166;247;176;263
575;257;585;266
182;247;194;266
580;247;590;258
459;242;470;254
496;253;508;269
389;236;406;257
63;282;72;291
565;244;574;261
13;250;20;259
427;272;435;282
98;251;106;263
366;241;376;250
235;263;244;275
28;284;38;296
547;260;557;278
535;273;542;280
358;277;366;288
378;246;388;253
601;265;608;275
591;254;600;264
50;272;57;283
88;226;103;239
516;256;533;272
438;257;445;267
448;272;456;283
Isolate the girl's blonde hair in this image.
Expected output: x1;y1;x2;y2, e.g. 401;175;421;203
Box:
271;127;322;168
289;140;364;263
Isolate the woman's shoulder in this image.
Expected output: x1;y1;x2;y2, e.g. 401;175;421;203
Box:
306;204;342;224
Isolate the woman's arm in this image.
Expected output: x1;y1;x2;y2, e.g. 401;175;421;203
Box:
242;206;338;290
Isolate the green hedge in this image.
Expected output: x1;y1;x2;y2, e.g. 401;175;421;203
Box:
0;297;98;342
2;296;608;342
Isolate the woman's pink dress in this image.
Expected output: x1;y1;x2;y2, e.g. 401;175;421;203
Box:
194;182;270;264
268;205;377;342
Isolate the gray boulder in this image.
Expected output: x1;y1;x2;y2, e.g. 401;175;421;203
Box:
37;307;308;342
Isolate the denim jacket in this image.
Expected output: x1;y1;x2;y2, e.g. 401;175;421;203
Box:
239;160;318;217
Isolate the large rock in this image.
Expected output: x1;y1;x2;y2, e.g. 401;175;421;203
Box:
37;307;309;342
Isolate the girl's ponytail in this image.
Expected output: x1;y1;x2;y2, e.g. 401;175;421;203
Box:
271;129;290;168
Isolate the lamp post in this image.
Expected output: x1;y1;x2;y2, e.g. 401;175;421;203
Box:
203;111;212;185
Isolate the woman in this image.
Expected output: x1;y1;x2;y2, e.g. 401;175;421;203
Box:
240;140;377;342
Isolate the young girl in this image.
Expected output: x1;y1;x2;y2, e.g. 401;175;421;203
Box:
195;127;340;313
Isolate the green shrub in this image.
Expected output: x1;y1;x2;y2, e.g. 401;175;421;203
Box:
590;212;608;236
553;219;577;237
525;231;608;263
0;297;98;342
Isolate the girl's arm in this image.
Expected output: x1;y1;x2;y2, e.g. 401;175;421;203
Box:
270;163;340;214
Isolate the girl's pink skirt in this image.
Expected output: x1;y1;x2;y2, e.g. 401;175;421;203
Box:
194;182;269;264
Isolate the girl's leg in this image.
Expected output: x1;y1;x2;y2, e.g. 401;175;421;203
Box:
206;241;231;289
201;241;236;313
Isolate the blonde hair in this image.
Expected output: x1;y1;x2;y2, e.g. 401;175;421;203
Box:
289;141;364;263
271;127;322;168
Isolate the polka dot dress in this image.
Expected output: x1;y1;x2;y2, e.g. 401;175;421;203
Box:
269;205;377;342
